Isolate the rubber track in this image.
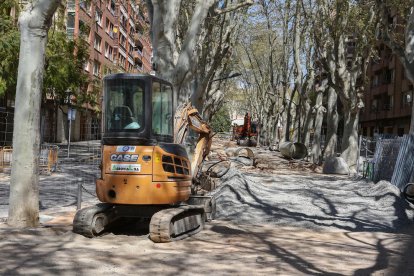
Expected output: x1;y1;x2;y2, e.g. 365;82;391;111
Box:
149;205;205;243
72;203;112;238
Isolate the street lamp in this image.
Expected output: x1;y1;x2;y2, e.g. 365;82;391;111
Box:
66;89;74;158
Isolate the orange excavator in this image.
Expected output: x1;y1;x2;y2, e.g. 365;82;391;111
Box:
73;74;215;242
233;113;258;147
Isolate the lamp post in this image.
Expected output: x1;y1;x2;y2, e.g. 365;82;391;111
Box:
66;90;72;158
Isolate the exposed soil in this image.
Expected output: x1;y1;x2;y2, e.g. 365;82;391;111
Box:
1;137;414;275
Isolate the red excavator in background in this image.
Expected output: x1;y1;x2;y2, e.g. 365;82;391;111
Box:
232;113;258;147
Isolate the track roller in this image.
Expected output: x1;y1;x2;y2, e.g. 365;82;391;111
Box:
72;203;113;238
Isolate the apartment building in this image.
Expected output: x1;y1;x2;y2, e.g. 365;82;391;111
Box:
360;17;412;138
67;0;152;78
50;0;153;143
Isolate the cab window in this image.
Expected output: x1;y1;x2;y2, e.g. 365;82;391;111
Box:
105;78;144;132
152;81;173;136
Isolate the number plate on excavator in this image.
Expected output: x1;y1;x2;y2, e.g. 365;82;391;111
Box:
110;164;141;172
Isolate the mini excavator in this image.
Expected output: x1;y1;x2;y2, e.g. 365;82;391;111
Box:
73;74;215;242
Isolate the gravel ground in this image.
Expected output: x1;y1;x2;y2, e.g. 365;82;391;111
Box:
1;139;414;275
211;167;414;233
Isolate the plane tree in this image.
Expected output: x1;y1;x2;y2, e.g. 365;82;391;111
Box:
8;0;61;227
307;0;378;169
145;0;253;116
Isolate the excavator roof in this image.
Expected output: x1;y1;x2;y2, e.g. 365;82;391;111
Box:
103;73;172;86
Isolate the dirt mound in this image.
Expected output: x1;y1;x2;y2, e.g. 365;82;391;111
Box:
210;170;414;232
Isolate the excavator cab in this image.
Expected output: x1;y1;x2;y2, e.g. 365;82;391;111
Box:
103;74;173;144
73;74;215;242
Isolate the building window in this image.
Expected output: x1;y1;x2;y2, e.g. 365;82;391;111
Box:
67;12;75;40
384;69;395;84
105;42;113;61
95;8;102;26
84;60;90;72
119;34;126;49
106;19;114;38
371;98;378;112
108;0;116;15
80;0;91;14
372;74;379;87
384;95;393;110
128;44;134;56
118;54;126;68
93;60;101;77
120;14;127;29
402;91;413;107
94;34;102;52
137;43;143;55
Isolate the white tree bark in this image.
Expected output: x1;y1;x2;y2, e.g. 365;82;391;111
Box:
311;90;326;164
147;0;252;110
323;86;338;158
311;0;375;167
341;110;360;171
8;0;61;228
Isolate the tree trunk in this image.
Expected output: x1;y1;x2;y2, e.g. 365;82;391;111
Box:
280;110;288;143
301;100;313;147
311;91;325;164
284;91;295;142
8;0;60;228
323;87;338;158
340;109;359;172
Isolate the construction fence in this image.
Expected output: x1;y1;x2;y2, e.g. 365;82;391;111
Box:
0;108;103;211
358;134;414;191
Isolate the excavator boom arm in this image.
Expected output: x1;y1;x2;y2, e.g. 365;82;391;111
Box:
174;103;213;179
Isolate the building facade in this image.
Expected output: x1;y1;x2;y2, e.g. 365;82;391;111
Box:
67;0;152;77
360;46;413;138
360;14;413;138
48;0;153;143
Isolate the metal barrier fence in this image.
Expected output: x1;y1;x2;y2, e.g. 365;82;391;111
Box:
0;107;103;217
357;136;376;179
391;135;414;190
371;138;403;183
0;142;101;206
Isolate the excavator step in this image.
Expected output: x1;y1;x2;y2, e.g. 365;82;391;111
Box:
149;205;205;243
